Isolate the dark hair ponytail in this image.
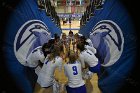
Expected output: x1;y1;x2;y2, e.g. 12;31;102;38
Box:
77;43;85;52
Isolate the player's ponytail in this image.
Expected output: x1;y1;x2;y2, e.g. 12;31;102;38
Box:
69;51;77;64
77;43;85;52
42;43;53;57
48;45;61;63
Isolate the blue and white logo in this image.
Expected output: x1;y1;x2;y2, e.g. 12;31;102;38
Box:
90;20;124;67
14;20;51;66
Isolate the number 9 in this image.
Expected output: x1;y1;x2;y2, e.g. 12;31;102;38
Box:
72;66;78;75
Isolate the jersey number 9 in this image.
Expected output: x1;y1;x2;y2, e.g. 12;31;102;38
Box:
72;66;78;75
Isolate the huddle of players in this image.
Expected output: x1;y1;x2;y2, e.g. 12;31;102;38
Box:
26;31;101;93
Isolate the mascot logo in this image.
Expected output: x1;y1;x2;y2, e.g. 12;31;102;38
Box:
14;20;51;66
90;20;124;67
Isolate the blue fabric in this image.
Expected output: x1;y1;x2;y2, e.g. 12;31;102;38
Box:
89;62;101;75
79;0;137;93
4;0;61;93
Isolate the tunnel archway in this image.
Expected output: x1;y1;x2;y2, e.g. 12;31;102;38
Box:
1;0;137;93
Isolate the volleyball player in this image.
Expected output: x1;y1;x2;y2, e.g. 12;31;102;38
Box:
80;36;94;47
36;46;63;93
68;30;75;51
60;33;70;62
77;43;101;76
26;43;52;75
64;51;87;93
68;30;74;42
72;33;81;53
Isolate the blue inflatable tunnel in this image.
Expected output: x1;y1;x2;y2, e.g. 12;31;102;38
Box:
1;0;138;93
79;0;137;93
3;0;61;93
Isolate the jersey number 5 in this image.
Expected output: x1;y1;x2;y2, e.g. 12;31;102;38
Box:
72;66;78;75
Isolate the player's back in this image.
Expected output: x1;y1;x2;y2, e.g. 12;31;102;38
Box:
37;56;62;87
40;56;62;78
64;61;85;88
80;49;98;67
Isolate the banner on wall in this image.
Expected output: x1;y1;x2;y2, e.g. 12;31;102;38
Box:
80;0;137;92
58;13;82;18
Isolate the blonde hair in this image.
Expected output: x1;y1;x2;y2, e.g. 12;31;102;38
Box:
47;45;62;63
68;50;77;63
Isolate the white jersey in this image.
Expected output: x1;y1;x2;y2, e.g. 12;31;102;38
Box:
64;61;85;88
86;38;93;47
79;49;98;68
85;45;96;54
61;37;69;45
26;46;45;67
37;56;63;87
68;35;75;41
